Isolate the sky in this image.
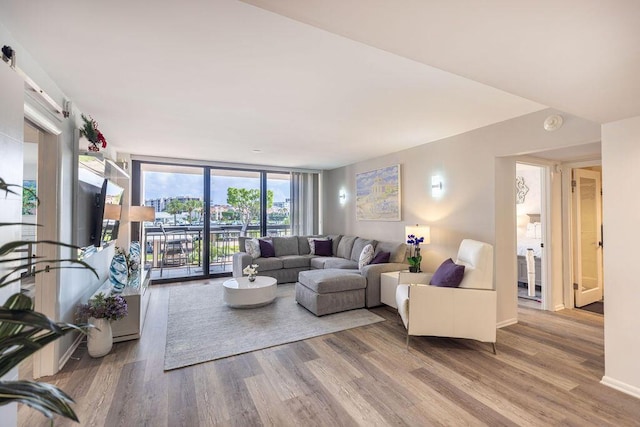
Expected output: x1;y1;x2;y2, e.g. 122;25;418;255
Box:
143;172;290;205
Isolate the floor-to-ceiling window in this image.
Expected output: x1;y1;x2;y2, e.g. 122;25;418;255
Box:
209;169;261;274
267;172;291;237
139;163;205;281
133;161;298;282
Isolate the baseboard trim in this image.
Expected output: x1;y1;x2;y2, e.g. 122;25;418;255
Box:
553;304;565;311
496;318;517;329
601;376;640;399
59;333;84;371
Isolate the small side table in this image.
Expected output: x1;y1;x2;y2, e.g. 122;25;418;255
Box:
381;271;432;308
381;271;403;308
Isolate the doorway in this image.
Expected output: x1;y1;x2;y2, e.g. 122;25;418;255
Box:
515;163;546;310
571;166;604;314
20;123;39;302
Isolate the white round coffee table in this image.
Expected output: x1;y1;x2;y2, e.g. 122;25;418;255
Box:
223;276;277;308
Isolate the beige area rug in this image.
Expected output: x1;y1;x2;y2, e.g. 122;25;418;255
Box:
164;282;384;370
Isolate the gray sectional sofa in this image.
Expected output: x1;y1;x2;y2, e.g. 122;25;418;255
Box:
232;234;408;307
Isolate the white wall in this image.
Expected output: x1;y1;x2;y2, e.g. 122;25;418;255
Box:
515;163;541;219
323;108;600;326
601;116;640;397
0;20;113;375
0;44;27;427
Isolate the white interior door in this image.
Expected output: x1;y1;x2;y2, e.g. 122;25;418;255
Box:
572;169;603;307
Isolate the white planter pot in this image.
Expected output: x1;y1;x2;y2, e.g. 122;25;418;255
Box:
87;317;113;358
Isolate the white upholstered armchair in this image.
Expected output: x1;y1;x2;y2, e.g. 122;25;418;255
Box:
395;239;497;353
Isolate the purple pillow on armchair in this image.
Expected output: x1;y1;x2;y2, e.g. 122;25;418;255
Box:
314;239;333;256
430;258;465;287
259;239;275;258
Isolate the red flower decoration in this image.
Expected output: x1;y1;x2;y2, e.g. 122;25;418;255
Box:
79;114;108;152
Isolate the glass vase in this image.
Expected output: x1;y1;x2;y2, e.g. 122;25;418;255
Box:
110;252;129;293
248;274;256;282
128;241;141;286
129;241;141;265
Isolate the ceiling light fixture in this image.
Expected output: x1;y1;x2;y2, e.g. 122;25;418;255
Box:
543;114;563;131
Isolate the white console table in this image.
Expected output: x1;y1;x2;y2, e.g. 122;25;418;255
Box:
91;268;151;342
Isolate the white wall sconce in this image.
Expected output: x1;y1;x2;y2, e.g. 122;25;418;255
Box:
339;189;347;204
431;175;443;197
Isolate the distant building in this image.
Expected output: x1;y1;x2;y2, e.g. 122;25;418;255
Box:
272;200;290;211
145;196;202;212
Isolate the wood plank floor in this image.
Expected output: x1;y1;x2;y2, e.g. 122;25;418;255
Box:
19;280;640;426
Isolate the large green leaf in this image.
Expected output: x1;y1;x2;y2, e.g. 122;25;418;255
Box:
0;177;89;423
0;178;22;198
0;307;63;336
0;254;45;264
0;313;62;338
0;380;78;421
0;295;90;377
0;222;42;228
0;239;80;257
0;294;33;338
0;326;85;378
0;258;98;288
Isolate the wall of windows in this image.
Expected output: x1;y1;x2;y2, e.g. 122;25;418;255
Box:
132;161;295;282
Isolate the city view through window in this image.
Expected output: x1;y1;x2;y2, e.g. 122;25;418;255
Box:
139;163;291;280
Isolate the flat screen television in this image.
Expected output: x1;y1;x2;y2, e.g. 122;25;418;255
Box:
77;168;124;249
98;179;125;246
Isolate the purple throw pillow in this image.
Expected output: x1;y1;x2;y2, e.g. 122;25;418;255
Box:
259;239;275;258
430;258;465;287
314;239;332;256
370;251;390;264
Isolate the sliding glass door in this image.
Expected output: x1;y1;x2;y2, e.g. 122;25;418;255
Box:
140;164;204;281
133;161;297;282
209;169;261;273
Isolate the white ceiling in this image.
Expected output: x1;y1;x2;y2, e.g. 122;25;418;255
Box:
533;141;602;163
244;0;640;124
2;1;633;169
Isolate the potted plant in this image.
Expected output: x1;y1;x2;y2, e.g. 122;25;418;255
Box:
243;263;259;282
407;233;425;272
76;293;128;357
79;114;107;152
0;177;97;422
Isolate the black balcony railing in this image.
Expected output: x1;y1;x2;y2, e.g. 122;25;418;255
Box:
143;224;291;280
